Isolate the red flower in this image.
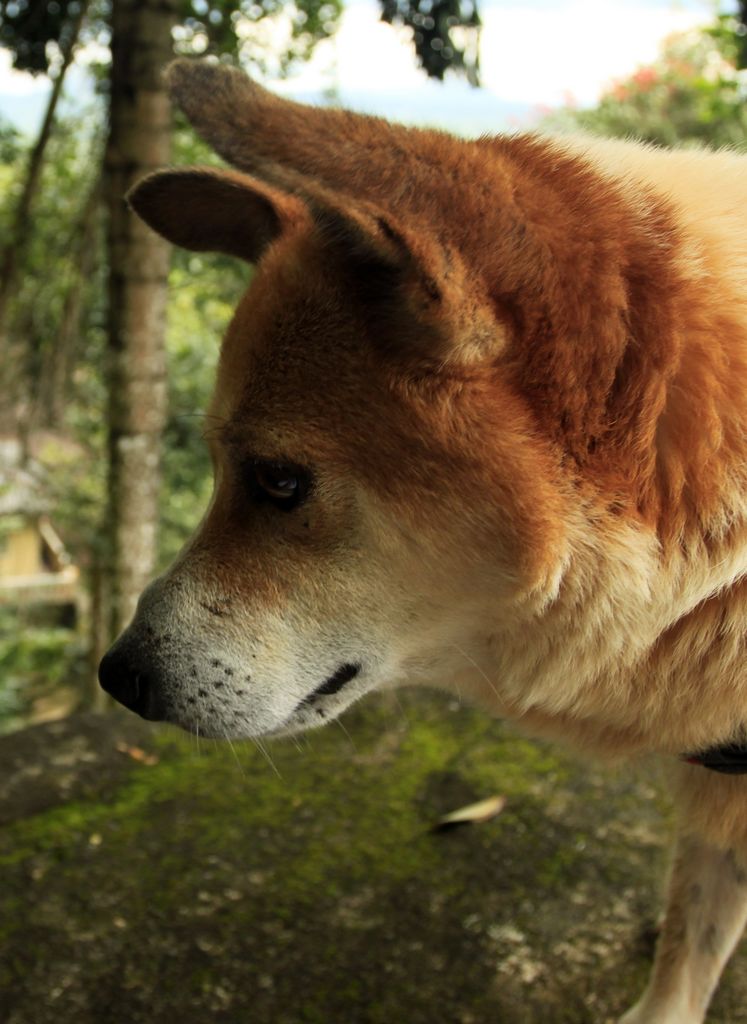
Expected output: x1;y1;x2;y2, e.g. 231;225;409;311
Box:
632;67;658;88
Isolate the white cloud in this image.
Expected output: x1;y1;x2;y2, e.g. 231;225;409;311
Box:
479;0;709;106
272;1;429;96
0;49;50;97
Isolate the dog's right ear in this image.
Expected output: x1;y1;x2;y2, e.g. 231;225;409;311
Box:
127;166;306;263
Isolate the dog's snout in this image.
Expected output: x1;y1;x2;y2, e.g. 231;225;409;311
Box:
98;649;162;721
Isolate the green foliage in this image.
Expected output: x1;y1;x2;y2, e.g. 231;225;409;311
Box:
735;0;747;68
19;123;104;395
159;256;247;567
0;0;85;73
173;0;343;75
552;18;747;150
0;607;81;732
0;103;107;534
0;0;343;80
0;118;20;163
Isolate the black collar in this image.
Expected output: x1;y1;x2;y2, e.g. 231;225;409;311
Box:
683;744;747;774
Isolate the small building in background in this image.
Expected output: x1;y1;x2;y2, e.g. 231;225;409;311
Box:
0;439;80;622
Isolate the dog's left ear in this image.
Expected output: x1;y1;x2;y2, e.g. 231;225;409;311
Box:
129;163;505;368
127;166;306;263
313;200;503;368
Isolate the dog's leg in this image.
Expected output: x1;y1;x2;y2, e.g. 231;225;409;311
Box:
620;831;747;1024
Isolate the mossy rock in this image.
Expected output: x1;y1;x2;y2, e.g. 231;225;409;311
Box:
1;692;746;1024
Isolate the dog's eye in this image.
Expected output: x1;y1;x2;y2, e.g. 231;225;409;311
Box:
248;460;310;511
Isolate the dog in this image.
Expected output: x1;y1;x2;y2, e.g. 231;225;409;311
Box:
99;58;747;1024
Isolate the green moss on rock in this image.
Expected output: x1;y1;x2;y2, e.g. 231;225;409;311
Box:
0;692;746;1023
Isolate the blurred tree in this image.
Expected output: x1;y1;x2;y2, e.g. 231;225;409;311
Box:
0;0;89;73
0;119;20;163
103;0;178;643
1;0;487;83
380;0;480;85
36;173;102;427
0;0;87;431
550;14;747;150
0;115;105;444
738;0;747;68
171;0;342;74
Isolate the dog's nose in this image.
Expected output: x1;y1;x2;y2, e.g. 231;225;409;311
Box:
98;649;161;720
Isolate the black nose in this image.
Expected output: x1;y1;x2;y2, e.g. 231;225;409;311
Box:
98;649;162;720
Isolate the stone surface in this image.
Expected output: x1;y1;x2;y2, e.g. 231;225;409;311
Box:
1;693;746;1024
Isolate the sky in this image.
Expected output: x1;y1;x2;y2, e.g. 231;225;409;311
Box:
0;0;729;137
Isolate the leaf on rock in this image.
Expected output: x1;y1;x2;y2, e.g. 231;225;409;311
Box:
115;742;159;766
431;795;506;833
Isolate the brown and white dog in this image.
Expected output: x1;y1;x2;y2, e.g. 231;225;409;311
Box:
99;58;747;1024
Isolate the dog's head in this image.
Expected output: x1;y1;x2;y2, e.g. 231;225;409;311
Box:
99;61;578;739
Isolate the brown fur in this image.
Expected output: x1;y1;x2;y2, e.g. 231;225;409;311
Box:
111;60;747;1024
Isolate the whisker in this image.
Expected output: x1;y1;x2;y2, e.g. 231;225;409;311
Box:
288;734;304;754
298;730;314;755
450;642;501;702
201;425;229;443
171;412;226;421
451;675;464;703
391;690;412;727
224;729;246;776
253;735;283;779
334;716;357;752
167;410;228;444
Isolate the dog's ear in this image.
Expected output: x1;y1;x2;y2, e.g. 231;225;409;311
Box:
165;59;420;210
312;200;503;368
162;61;508;366
129;161;504;368
126;166;306;263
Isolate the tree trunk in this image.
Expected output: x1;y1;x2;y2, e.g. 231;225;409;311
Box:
0;0;87;434
87;549;111;710
103;0;177;640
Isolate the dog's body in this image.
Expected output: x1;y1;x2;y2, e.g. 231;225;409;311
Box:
99;60;747;1023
